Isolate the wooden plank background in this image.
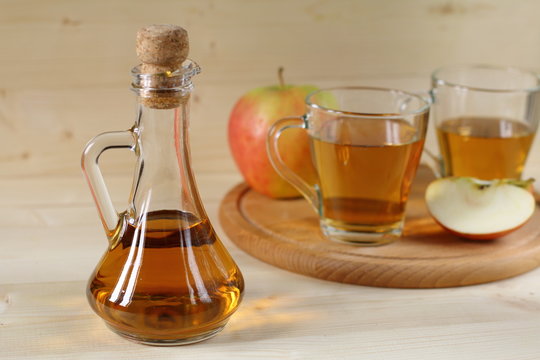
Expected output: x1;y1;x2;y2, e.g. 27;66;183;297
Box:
1;0;540;179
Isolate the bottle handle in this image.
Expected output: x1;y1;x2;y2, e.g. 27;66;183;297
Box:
81;130;136;239
267;116;320;212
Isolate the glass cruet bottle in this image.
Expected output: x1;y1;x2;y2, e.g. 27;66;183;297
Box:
81;25;244;346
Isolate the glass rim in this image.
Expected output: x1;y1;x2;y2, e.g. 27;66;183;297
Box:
305;86;431;120
130;59;201;93
432;64;540;93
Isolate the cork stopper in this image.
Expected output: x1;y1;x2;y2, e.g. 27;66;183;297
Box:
135;25;190;109
136;24;189;74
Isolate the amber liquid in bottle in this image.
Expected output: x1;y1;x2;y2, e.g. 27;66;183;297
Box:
88;210;244;343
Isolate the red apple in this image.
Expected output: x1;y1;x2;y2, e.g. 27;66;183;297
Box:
425;177;536;240
228;69;318;198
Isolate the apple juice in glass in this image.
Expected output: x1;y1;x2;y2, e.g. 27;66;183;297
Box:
267;87;430;246
431;64;540;180
311;117;424;230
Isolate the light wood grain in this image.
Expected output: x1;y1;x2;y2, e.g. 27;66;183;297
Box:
3;0;540;358
219;166;540;288
3;246;540;359
2;0;540;182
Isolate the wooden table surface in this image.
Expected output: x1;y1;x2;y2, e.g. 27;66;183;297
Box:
3;94;540;360
3;1;540;359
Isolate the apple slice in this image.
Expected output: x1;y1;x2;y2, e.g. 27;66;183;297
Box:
425;177;536;240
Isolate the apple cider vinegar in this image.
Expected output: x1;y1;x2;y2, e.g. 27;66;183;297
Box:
88;210;244;343
81;25;245;345
437;116;534;179
310;118;424;233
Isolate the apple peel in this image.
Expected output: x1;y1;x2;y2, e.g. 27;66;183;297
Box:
425;177;536;240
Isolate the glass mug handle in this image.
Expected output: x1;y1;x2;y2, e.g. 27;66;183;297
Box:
423;148;443;178
266;116;320;212
81;130;137;239
418;88;444;178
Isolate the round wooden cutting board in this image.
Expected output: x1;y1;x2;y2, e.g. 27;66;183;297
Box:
219;166;540;288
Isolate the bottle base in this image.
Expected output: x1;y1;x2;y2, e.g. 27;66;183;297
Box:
106;324;226;346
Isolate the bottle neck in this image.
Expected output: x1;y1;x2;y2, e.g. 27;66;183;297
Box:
128;95;206;223
134;100;190;161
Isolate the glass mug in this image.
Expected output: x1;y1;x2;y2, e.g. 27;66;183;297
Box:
267;87;430;246
430;64;540;180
